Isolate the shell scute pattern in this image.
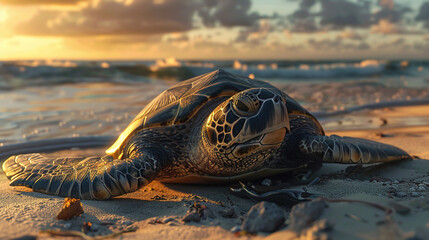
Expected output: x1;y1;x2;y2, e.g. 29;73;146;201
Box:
107;69;278;157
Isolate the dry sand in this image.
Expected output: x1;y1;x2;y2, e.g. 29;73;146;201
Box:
1;105;429;240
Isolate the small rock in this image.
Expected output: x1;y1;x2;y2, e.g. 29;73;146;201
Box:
147;217;159;224
394;192;407;197
166;221;177;226
182;212;200;222
411;192;420;197
418;185;427;192
241;201;285;233
161;217;175;224
182;202;214;222
345;178;352;181
56;198;84;220
201;208;215;219
261;179;272;186
410;187;416;192
219;208;237;218
288;199;328;232
393;180;399;184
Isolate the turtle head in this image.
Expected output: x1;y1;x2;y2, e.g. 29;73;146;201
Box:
202;88;290;170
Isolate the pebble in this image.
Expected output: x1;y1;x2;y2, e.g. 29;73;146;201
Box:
56;198;84;220
219;208;237;218
418;185;426;192
393;180;399;184
64;223;72;229
182;212;200;222
161;217;175;224
241;201;285;233
394;192;407;197
411;192;420;197
410;187;416;192
288;199;328;232
261;179;272;186
166;221;177;226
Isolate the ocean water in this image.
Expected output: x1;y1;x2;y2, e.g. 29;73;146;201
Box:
1;59;429;146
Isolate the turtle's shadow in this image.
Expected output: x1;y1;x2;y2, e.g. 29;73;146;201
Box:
18;190;189;222
317;158;429;181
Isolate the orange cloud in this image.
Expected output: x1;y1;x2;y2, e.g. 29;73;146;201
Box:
0;0;88;5
371;19;400;34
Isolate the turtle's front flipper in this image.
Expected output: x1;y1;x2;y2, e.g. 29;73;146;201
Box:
297;134;411;164
2;150;168;200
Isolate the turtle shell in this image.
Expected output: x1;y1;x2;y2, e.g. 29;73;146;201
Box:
105;69;312;157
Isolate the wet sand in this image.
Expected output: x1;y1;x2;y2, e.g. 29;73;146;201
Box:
1;104;429;239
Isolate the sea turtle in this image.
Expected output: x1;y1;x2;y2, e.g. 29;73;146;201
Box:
2;69;411;200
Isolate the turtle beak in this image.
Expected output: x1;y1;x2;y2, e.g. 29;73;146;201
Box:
260;127;287;145
235;99;290;143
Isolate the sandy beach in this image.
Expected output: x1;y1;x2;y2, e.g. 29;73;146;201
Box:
1;103;429;240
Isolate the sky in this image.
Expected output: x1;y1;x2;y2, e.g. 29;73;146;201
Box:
0;0;428;60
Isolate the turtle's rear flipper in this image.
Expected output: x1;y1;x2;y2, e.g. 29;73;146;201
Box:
298;135;411;164
2;151;166;200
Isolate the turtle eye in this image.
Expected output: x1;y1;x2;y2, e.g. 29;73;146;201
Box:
235;100;250;112
233;93;259;116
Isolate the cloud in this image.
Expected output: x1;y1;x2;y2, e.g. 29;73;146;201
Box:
375;37;412;50
14;0;263;37
165;33;189;42
197;0;261;28
378;0;394;9
286;0;420;34
373;0;411;24
371;19;402;34
307;38;340;49
416;2;429;29
307;37;370;51
318;0;372;30
370;19;424;35
0;0;88;5
16;0;198;36
235;19;272;43
288;0;372;32
291;0;316;19
338;30;365;40
290;18;319;33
